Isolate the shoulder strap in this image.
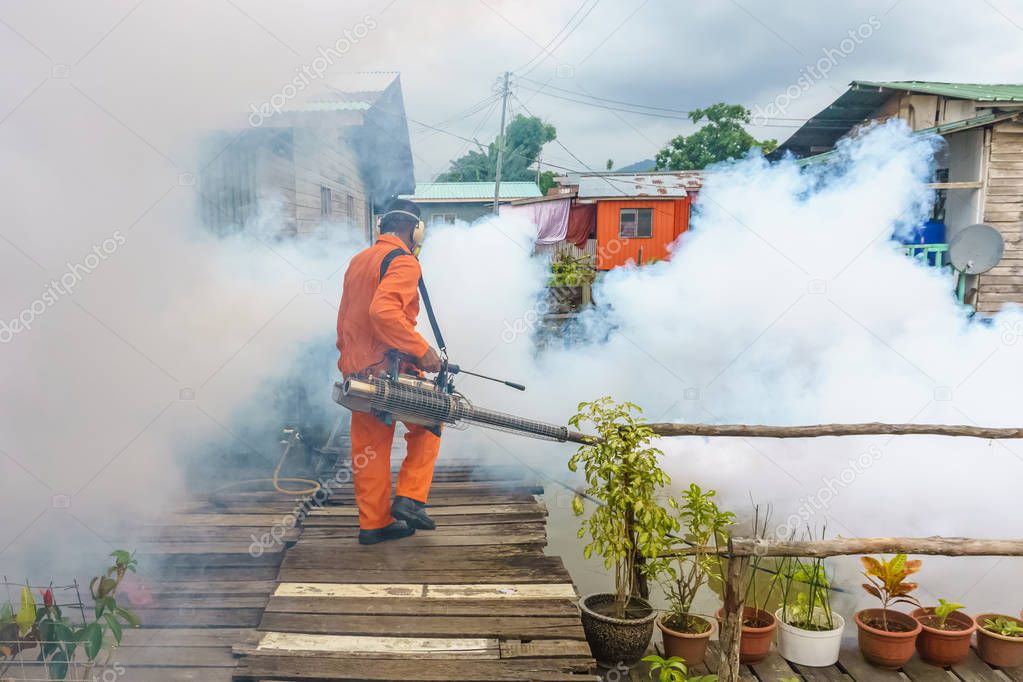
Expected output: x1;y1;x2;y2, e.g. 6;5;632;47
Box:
377;247;447;354
379;247;408;281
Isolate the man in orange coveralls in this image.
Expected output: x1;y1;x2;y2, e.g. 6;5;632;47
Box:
336;199;444;545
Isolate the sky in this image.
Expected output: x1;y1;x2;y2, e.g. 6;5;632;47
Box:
3;0;1023;183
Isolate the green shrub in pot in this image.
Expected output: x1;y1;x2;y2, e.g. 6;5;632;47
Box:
569;397;677;666
647;483;734;666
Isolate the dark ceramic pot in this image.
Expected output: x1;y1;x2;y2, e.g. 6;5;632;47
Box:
855;609;922;669
578;593;657;666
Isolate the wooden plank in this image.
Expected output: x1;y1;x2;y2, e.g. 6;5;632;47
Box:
837;644;904;680
266;596;580;617
280;548;553;573
901;656;956;680
499;639;592;659
245;632;500;659
257;612;586;640
748;651;799;680
130;607;263;627
950;649;1008;681
120;628;259;647
274;583;423;598
235;655;594;680
276;568;569;584
272;582;577;600
143;580;277;596
106;645;236;667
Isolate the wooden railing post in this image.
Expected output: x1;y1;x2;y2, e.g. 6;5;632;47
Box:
717;552;750;682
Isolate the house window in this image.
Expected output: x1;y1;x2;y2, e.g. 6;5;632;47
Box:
320;186;332;218
430;213;457;226
346;193;355;218
619;208;652;238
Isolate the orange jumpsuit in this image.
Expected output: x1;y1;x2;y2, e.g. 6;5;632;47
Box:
336;233;441;530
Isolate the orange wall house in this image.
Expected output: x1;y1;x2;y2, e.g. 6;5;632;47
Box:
595;197;691;270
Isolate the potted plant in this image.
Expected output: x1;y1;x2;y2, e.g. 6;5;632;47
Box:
714;505;777;664
648;484;735;667
774;554;845;667
569;397;677;666
975;614;1023;667
911;599;975;666
641;654;718;682
854;554;923;669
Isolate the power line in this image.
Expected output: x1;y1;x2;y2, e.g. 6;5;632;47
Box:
519;0;602;77
513;0;595;76
513;74;869;128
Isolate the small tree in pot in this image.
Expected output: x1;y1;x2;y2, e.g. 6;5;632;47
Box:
855;554;923;669
648;484;735;667
569;397;677;666
911;599;976;667
774;554;845;667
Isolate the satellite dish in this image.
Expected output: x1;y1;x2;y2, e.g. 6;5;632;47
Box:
949;224;1004;274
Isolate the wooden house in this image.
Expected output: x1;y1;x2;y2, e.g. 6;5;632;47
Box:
199;72;414;240
776;81;1023;313
554;171;701;270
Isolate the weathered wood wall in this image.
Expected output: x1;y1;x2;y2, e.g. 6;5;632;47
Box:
978;120;1023;313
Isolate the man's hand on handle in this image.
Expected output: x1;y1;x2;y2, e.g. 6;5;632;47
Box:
417;346;443;373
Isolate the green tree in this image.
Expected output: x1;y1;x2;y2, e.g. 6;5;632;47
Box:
654;103;777;170
437;114;557;193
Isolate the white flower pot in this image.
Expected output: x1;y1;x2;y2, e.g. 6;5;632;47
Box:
775;608;845;667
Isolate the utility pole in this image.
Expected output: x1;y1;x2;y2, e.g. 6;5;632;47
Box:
492;71;510;214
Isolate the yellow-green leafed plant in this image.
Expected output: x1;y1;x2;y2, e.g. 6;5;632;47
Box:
642;654;717;682
931;599;965;630
569;397;677;619
860;554;921;632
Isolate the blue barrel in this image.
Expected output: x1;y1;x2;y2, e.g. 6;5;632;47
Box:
902;219;946;245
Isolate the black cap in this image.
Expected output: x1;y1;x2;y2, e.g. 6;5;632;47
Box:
380;198;421;232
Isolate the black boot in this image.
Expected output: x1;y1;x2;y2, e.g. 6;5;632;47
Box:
358;520;415;545
391;495;436;530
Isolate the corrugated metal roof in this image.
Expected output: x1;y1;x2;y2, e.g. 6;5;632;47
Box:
561;171;701;198
853;81;1023;102
402;182;541;201
795;110;1021;166
776;80;1023;158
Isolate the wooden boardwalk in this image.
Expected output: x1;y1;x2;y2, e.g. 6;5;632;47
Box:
9;451;1022;681
232;457;598;680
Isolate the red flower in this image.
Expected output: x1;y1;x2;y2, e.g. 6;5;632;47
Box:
40;589;54;608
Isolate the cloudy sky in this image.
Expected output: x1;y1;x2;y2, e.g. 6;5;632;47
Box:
3;0;1023;182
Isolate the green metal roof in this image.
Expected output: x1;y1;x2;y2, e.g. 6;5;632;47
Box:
402;181;542;202
852;81;1023;102
794;110;1021;166
775;80;1023;158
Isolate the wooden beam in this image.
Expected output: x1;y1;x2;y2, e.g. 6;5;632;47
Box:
664;536;1023;558
928;181;983;189
646;422;1023;439
717;556;750;682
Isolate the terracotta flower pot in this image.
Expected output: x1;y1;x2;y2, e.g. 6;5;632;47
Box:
715;606;778;663
855;608;922;669
911;607;976;666
578;593;658;666
657;612;714;666
976;613;1023;668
